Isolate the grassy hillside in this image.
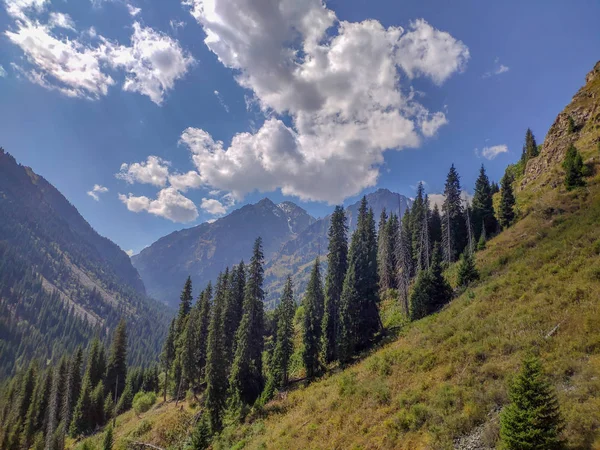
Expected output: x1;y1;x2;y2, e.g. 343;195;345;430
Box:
71;63;600;450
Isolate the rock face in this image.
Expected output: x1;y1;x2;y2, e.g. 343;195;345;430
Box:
132;198;316;307
522;60;600;189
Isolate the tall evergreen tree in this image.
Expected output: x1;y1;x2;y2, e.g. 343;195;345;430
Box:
498;173;516;229
70;373;93;437
222;262;246;367
46;356;68;448
429;203;442;245
179;306;201;392
105;319;127;401
21;368;46;448
563;144;585;190
416;195;432;271
322;206;348;364
457;252;479;288
195;283;212;383
303;258;324;379
472;165;498;240
500;357;563;449
229;237;265;408
272;276;295;387
465;205;475;256
87;338;107;388
176;277;193;335
377;208;393;290
102;424;113;450
62;347;83;429
409;244;452;321
396;214;413;315
441;164;467;262
204;271;228;432
521;128;539;163
411;183;427;268
161;319;176;402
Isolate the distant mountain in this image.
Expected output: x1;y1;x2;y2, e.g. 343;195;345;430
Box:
264;188;411;306
0;149;168;378
132;198;316;307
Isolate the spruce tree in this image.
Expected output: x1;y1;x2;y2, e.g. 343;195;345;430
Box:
161;319;176;402
498;173;516;228
457;252;479;288
46;356;68;448
385;213;399;290
176;276;193;337
229;237;265;408
62;347;83;429
87;338;107;388
205;271;228;432
303;258;324;379
222;262;246;367
563;144;585;190
105;319;127;401
521;128;539;163
500;357;563;449
409;244;452;320
472;165;498;240
272;276;295;387
322;206;348;364
377;208;393;290
411;183;427;269
11;362;35;446
441;164;467;262
102;424;113;450
396;214;413;315
429;203;442;245
70;373;93;437
91;382;106;427
195;283;212;382
116;376;133;414
21;368;45;448
180;305;202;392
338;263;358;364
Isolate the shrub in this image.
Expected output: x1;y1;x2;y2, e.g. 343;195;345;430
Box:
563;144;585;190
133;391;157;415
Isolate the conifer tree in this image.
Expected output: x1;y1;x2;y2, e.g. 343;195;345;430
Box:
500;357;563;449
70;373;93;437
338;264;358;364
229;237;265;408
103;394;114;425
465;205;475;256
303;258;324;379
377;208;393;290
384;213;399;290
429;203;442;245
10;362;35;446
176;276;193;337
116;376;133;414
180;305;202;391
567;116;575;133
91;382;106;427
222;262;246;367
477;224;487;251
272;276;295;386
441;165;467;262
21;368;45;448
472;165;498;240
396;215;413;315
87;338;106;388
563;144;585;190
498;173;516;228
416;195;432;271
161;319;176;402
490;181;500;195
102;424;113;450
322;206;348;364
62;346;83;429
409;244;452;320
105;319;127;401
46;356;68;448
457;252;479;288
521;128;539;163
411;183;427;268
205;270;228;432
195;283;212;382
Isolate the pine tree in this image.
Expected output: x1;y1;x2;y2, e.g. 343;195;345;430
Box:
105;319;127;401
396;208;414;315
490;181;500;195
196;283;212;382
429;203;442;245
176;276;193;337
521;128;539;163
91;382;106;427
103;394;115;425
457;252;479;288
229;237;266;408
10;362;36;446
272;276;295;387
465;205;475;256
567;115;575;133
441;165;467;262
409;244;452;321
377;208;393;290
500;357;564;449
222;262;246;367
498;173;516;228
116;376;133;414
418;195;432;271
472;165;498;240
62;347;83;430
180;305;202;392
322;206;348;364
46;356;68;448
205;270;228;432
303;258;325;379
70;373;93;437
477;224;487;251
161;319;176;402
411;183;427;269
102;424;113;450
385;213;399;290
87;338;107;388
21;367;45;448
563;144;585;190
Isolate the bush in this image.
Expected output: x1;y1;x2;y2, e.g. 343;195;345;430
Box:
563;144;585;190
133;391;157;415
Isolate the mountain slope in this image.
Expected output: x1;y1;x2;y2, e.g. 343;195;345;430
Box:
0;150;168;378
132;198;316;307
264;188;411;306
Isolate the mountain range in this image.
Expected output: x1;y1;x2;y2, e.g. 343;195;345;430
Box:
132;189;411;308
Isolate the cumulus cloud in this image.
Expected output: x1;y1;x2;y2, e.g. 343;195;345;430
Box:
200;198;226;215
429;190;473;209
4;3;193;103
87;184;109;201
481;144;508;160
118;187;198;222
168;170;203;192
180;0;469;204
116;155;170;186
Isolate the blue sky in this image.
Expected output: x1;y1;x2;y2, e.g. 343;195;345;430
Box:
1;0;599;255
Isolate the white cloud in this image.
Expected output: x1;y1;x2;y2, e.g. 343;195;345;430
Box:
429;190;473;209
87;184;109;201
4;3;193;104
126;4;141;16
0;65;6;77
483;58;510;78
179;1;468;204
116;156;170;186
118;187;198;222
481;144;508;160
170;19;186;32
125;249;135;257
213;90;230;113
168;170;202;191
200;198;226;215
48;12;75;30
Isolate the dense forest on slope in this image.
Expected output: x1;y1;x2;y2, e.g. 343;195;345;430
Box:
0;150;170;378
